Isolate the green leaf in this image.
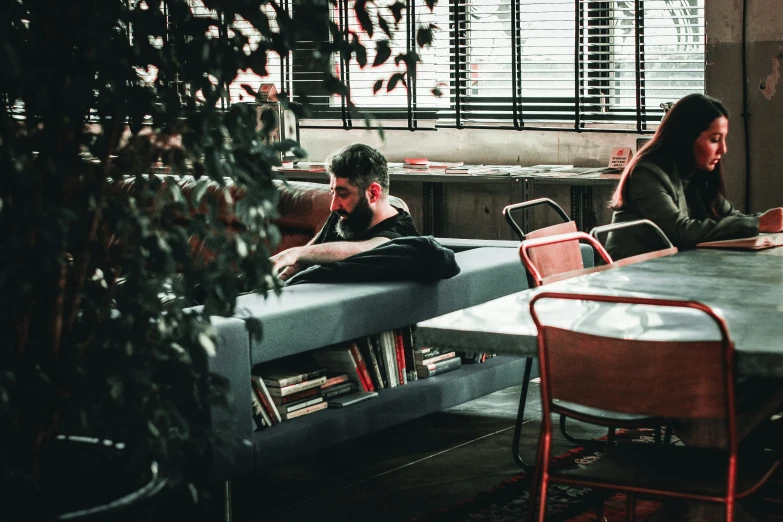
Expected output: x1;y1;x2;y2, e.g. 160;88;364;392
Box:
417;26;434;47
373;40;392;67
425;0;438;10
387;73;406;92
354;0;373;38
373;79;384;94
388;1;405;23
432;87;443;97
377;15;391;39
352;36;367;68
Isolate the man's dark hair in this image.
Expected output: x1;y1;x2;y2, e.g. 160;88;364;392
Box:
326;143;389;195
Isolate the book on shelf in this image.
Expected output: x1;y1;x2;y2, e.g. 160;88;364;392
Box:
379;330;399;387
403;157;430;169
321;381;357;400
401;325;418;382
428;161;464;170
251;390;271;429
259;368;326;388
280;400;329;421
443;165;516;176
696;232;783;251
311;345;367;391
251;376;282;424
348;342;376;392
321;373;351;389
457;351;484;364
357;337;385;390
265;375;327;397
327;391;379;408
276;162;326;174
279;396;324;415
527;164;575;172
413;349;457;365
270;386;320;406
393;329;408;386
369;334;389;388
416;355;462;378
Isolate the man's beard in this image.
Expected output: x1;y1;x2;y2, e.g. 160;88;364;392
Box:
336;195;374;239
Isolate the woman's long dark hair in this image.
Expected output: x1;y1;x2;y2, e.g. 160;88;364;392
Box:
611;93;729;217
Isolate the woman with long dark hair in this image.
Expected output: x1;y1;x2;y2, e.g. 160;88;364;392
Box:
606;93;783;259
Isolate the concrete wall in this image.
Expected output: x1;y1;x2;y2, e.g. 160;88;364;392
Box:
298;2;782;213
707;1;783;213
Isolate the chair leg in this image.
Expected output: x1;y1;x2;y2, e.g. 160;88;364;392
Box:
626;491;636;522
526;427;546;522
595;500;608;522
654;424;662;444
512;357;535;470
537;433;553;522
224;480;233;522
606;427;616;451
559;414;605;449
663;425;673;445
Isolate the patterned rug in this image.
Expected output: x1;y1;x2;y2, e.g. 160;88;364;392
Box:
414;429;783;522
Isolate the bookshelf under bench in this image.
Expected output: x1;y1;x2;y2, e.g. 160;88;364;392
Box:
252;354;530;466
203;244;536;479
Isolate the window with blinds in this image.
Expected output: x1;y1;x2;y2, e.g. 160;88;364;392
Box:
185;0;286;107
291;0;449;128
172;0;703;132
443;0;705;130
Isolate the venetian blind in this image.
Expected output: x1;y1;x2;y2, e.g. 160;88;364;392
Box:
293;0;451;129
441;0;705;130
187;0;286;107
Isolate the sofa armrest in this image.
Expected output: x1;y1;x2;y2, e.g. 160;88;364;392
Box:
206;316;254;481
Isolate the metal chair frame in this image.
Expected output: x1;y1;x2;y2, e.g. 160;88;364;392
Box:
503;198;571;241
512;232;618;470
590;219;678;266
526;292;778;522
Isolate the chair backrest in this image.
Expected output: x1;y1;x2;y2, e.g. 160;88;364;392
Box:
529;292;736;424
519;232;613;286
590;219;678;266
502;198;571;241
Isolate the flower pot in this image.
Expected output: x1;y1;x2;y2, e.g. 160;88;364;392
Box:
51;436;166;521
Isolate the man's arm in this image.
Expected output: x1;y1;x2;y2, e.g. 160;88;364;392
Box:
271;236;390;281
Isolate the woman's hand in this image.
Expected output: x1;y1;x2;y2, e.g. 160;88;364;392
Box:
759;207;783;233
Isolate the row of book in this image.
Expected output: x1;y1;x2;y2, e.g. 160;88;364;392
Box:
251;370;359;428
250;327;481;430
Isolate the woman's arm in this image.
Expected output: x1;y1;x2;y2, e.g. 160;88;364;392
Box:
627;166;759;249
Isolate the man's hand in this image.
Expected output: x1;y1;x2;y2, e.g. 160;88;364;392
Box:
759;208;783;233
270;247;304;279
277;262;306;282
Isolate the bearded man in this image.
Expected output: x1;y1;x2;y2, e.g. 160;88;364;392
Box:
271;143;420;281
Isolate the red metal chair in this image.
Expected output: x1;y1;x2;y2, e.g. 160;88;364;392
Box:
508;232;619;470
527;292;781;522
503;198;573;242
589;219;678;267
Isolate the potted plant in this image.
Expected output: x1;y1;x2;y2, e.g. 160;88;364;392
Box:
0;0;434;519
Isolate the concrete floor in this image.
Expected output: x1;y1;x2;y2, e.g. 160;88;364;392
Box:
229;380;607;522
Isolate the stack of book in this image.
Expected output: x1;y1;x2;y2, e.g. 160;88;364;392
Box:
402;157;430;170
250;367;331;428
413;347;462;378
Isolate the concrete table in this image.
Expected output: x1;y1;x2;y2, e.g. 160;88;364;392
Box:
418;247;783;520
418;247;783;377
